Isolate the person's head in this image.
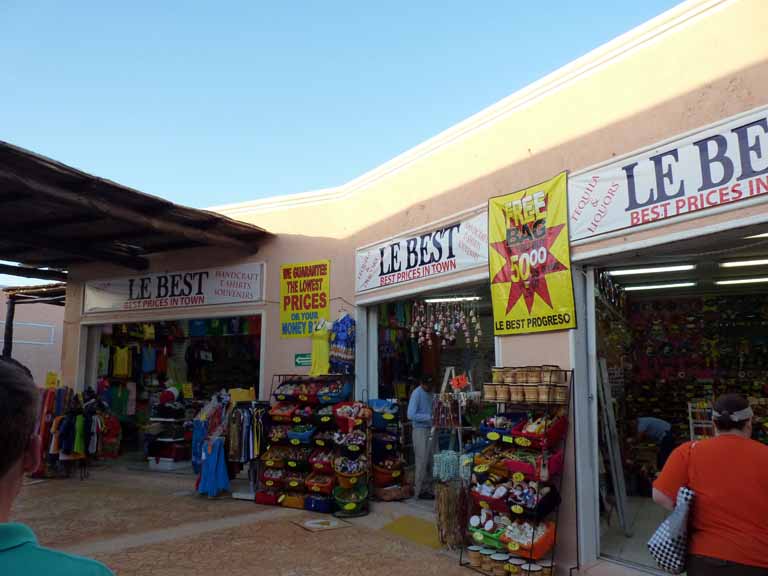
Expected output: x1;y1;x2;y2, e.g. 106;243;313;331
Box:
0;358;41;505
420;377;433;392
713;393;753;437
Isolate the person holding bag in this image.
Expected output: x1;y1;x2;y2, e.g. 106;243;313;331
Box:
653;393;768;575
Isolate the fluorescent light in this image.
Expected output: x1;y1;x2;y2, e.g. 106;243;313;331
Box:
623;282;696;292
424;296;481;303
608;265;695;276
715;277;768;286
745;232;768;239
720;259;768;268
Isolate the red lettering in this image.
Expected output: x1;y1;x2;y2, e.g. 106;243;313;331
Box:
282;296;291;310
687;195;700;212
706;189;720;207
719;187;730;205
731;182;743;201
758;176;768;195
631;210;640;225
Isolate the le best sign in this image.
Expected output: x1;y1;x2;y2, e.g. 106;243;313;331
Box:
83;263;264;314
569;105;768;241
356;211;488;293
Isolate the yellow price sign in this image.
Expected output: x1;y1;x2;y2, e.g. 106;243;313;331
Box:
350;477;358;485
392;470;401;478
515;437;532;447
277;494;285;503
348;445;360;452
299;395;308;401
182;382;194;398
289;481;299;488
321;395;331;402
277;394;286;401
265;460;275;467
315;463;324;470
266;480;274;487
385;444;393;450
512;472;525;483
479;501;490;509
321;416;331;423
290;439;301;446
474;464;489;473
383;413;395;421
293;416;302;423
344;502;356;511
312;485;321;492
487;432;501;441
473;532;485;543
511;505;524;514
288;461;297;468
507;542;520;552
355;418;363;426
502;435;515;444
316;439;325;447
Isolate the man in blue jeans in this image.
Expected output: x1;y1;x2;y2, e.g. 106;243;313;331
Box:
408;377;435;500
0;357;112;575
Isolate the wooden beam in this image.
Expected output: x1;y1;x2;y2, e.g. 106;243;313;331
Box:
0;233;148;270
0;170;261;250
2;296;15;358
0;263;68;282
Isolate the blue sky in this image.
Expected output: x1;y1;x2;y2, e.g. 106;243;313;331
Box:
1;1;680;213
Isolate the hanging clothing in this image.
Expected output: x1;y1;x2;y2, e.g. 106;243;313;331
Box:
97;345;111;377
113;347;131;378
141;346;157;374
330;314;356;374
310;321;330;376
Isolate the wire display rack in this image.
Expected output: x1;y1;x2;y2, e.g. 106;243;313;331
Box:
458;366;573;575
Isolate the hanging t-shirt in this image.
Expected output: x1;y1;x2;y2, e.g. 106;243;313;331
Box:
143;323;156;341
113;347;132;378
189;319;207;338
98;345;111;377
156;346;168;375
141;346;157;374
309;321;330;376
208;318;225;337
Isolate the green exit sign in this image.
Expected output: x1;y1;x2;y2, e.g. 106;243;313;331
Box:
295;353;312;367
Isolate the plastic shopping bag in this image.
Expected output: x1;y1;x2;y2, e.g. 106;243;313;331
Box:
647;487;695;574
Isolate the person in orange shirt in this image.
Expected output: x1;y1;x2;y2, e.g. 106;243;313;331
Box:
653;394;768;575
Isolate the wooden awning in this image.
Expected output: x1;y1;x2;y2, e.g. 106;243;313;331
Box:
0;141;271;280
3;283;66;306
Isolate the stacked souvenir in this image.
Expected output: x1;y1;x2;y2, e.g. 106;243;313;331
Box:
462;365;572;575
257;374;369;515
369;399;410;500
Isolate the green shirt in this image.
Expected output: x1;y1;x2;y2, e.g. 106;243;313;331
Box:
0;523;113;575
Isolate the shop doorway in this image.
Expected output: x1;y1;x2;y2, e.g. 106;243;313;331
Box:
81;314;263;470
375;282;495;401
589;225;768;569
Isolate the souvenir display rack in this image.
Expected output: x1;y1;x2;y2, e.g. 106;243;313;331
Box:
256;373;371;516
460;366;572;576
369;397;411;501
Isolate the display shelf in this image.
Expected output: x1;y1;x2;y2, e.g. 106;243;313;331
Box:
150;417;187;422
459;366;572;574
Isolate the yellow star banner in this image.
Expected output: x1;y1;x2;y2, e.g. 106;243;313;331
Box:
488;172;576;335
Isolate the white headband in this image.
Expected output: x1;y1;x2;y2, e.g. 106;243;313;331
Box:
713;406;753;422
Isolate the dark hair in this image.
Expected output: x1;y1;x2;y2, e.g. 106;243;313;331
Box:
0;358;38;479
713;393;750;431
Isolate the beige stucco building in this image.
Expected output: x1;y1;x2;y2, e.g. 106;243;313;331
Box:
58;0;768;573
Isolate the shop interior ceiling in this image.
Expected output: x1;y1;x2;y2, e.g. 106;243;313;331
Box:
590;222;768;297
0;141;272;282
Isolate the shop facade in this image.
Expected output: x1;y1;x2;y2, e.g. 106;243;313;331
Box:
57;0;768;573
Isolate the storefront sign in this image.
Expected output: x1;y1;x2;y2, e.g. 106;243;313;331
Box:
355;212;488;293
280;260;331;338
295;353;312;367
83;263;264;314
569;105;768;241
489;172;576;335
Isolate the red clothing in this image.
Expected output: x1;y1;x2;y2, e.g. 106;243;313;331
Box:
654;435;768;568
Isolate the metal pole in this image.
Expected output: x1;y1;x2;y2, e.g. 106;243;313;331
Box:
2;295;16;358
